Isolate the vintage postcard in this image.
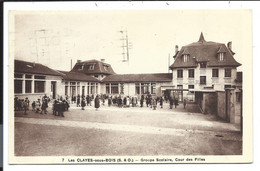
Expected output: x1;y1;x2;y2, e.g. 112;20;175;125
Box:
5;2;253;165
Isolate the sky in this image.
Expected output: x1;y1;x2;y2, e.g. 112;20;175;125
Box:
12;9;251;74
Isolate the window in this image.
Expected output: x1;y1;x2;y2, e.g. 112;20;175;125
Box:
225;68;232;77
106;83;110;94
111;83;119;94
14;73;23;78
200;76;206;85
151;83;156;94
188;69;194;78
65;86;68;96
219;53;224;61
14;80;22;93
183;55;190;62
25;75;32;79
120;83;124;94
200;62;207;68
34;81;45;93
188;85;194;89
25;80;32;93
141;83;150;94
78;65;83;70
212;69;219;77
236;92;241;102
94;75;98;78
104;65;109;71
35;75;46;79
177;70;183;78
177;85;183;89
135;83;140;95
89;64;95;70
225;85;232;89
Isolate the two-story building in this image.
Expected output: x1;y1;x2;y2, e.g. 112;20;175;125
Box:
169;33;241;102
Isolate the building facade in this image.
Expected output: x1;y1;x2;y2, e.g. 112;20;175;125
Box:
169;33;241;102
14;33;242;108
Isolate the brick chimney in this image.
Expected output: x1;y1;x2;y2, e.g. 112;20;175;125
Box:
77;59;82;63
101;59;105;62
227;41;232;50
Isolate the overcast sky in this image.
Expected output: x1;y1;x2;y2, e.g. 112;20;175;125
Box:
13;9;251;74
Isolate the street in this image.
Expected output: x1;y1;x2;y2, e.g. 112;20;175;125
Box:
14;103;242;156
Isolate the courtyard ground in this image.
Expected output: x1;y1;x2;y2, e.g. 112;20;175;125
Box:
14;102;242;156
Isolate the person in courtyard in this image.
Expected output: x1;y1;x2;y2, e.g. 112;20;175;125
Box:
183;99;187;109
152;98;157;110
86;95;90;106
77;94;81;107
174;98;179;108
146;96;149;107
35;99;41;113
58;100;65;117
159;96;163;108
81;98;86;110
94;95;100;111
31;101;36;111
118;96;123;108
102;96;105;106
169;96;173;109
23;97;30;115
108;96;112;107
53;100;58;116
41;98;48;114
140;95;144;107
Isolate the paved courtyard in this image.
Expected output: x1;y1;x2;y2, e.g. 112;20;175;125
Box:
14;102;242;156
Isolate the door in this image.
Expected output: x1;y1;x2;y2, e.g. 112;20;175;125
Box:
51;81;56;99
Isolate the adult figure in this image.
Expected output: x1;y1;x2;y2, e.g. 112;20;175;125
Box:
77;94;80;107
160;96;164;109
81;99;86;110
174;98;179;108
152;98;157;110
94;95;100;111
169;96;173;109
23;97;30;115
41;98;48;114
86;95;90;106
108;96;112;107
183;99;187;109
140;96;144;107
146;96;149;107
35;99;41;113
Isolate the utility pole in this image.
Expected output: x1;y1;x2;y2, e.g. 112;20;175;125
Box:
119;29;132;65
168;53;170;73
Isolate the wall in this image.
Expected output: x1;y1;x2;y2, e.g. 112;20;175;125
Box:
14;74;63;102
202;92;217;114
172;67;237;91
216;91;226;120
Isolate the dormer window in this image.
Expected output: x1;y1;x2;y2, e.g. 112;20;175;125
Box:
89;64;95;70
200;62;207;68
78;65;83;70
104;65;109;71
183;54;190;62
219;53;224;61
182;48;190;62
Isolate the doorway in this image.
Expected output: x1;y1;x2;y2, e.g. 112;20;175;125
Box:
51;81;56;99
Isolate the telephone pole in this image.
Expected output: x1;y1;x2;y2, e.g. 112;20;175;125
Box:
119;29;132;65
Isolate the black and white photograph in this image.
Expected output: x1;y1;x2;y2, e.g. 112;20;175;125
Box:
4;1;254;165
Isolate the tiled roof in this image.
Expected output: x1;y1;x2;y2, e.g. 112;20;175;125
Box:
58;71;99;82
102;73;172;83
14;60;62;76
70;59;116;75
170;33;241;69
